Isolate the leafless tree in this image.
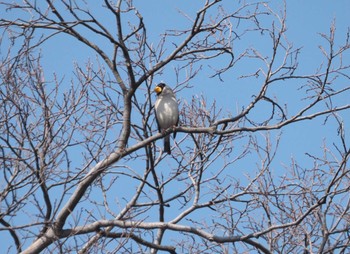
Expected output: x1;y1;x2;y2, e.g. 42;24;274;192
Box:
1;1;349;253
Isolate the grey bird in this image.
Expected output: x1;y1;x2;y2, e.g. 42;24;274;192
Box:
154;83;179;154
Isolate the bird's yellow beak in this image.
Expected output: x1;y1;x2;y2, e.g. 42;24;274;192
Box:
154;86;162;94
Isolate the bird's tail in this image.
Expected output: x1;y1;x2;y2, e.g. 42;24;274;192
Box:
164;135;171;154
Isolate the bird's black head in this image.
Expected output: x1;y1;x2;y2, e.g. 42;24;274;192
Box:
154;83;166;95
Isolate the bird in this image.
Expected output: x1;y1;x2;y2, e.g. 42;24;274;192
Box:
154;83;179;154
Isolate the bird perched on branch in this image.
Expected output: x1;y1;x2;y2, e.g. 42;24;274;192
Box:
154;83;179;154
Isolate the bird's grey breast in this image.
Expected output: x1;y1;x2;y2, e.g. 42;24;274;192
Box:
155;95;179;130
